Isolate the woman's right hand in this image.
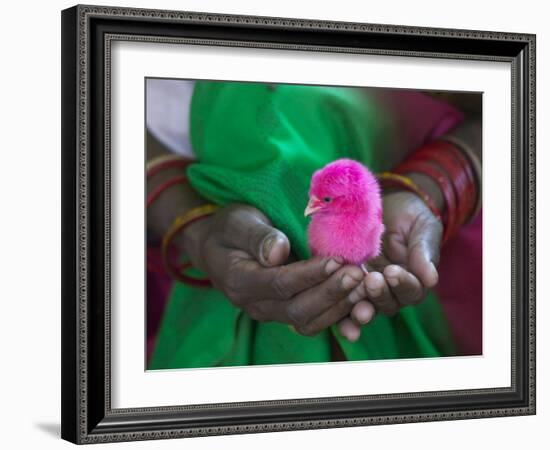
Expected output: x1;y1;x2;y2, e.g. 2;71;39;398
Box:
178;204;366;337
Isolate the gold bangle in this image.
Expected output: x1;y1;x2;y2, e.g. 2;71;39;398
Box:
161;204;219;286
377;172;443;222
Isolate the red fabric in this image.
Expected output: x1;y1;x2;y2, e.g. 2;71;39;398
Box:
146;245;173;363
368;90;464;155
436;210;483;355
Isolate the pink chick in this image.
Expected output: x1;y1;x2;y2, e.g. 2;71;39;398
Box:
305;158;384;268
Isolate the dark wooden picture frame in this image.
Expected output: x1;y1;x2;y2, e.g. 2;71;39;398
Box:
61;4;536;444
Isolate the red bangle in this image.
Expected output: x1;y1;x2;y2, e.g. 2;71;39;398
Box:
415;142;475;230
147;159;190;179
444;144;477;223
392;139;478;243
146;175;187;209
394;160;457;243
441;136;482;220
146;157;192;278
146;154;191;179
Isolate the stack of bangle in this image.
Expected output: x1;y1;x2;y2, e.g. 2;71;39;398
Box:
379;139;480;244
146;154;191;204
377;172;443;223
146;154;217;287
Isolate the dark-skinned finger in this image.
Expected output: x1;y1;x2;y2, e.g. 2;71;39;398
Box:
296;281;376;336
350;300;376;325
242;299;291;323
229;256;345;304
363;271;399;316
383;265;426;306
285;266;364;327
233;258;348;301
274;257;345;297
294;294;356;337
337;317;361;342
407;213;443;288
219;205;291;267
346;278;368;305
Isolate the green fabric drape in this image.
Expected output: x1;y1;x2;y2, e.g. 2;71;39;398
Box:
149;81;456;370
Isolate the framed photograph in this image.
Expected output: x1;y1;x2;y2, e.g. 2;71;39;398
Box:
61;4;536;444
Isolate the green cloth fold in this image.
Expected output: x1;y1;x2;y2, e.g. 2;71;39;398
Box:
149;81;456;370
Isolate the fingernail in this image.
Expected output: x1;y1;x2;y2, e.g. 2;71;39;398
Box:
347;329;360;342
342;274;360;290
325;259;342;275
430;262;438;278
262;237;275;262
428;262;439;286
387;277;399;287
357;308;374;324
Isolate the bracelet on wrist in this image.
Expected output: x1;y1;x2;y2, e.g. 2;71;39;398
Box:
146;154;191;179
147;175;188;208
382;139;479;244
146;154;215;285
378;172;443;223
439;135;482;220
161;204;219;287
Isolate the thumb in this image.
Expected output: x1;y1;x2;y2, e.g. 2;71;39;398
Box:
407;214;443;288
255;226;290;267
223;205;290;267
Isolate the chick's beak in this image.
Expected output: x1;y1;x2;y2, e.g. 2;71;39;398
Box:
304;196;322;217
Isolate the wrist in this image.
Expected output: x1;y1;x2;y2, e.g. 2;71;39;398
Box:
146;162;191;237
147;166;210;244
406;172;445;213
146;152;218;286
176;213;213;271
160;204;219;286
388;138;479;244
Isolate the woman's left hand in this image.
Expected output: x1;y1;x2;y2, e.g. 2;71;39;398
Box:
336;190;443;342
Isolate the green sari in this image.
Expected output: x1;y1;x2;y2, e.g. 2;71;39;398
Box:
149;81;456;369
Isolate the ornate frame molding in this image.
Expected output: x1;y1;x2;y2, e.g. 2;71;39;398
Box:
61;5;536;444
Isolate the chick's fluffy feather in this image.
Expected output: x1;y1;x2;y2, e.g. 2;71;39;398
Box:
307;158;384;265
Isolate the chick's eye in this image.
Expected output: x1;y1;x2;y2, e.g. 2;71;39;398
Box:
323;197;332;203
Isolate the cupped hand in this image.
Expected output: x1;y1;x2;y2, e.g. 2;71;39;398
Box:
180;204;365;336
337;191;443;342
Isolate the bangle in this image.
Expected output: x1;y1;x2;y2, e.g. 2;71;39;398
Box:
415;141;476;227
391;139;479;244
420;139;477;229
395;160;456;217
443;143;477;224
146;175;187;208
161;204;219;287
395;159;458;243
440;135;482;221
146;154;191;179
377;172;443;222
